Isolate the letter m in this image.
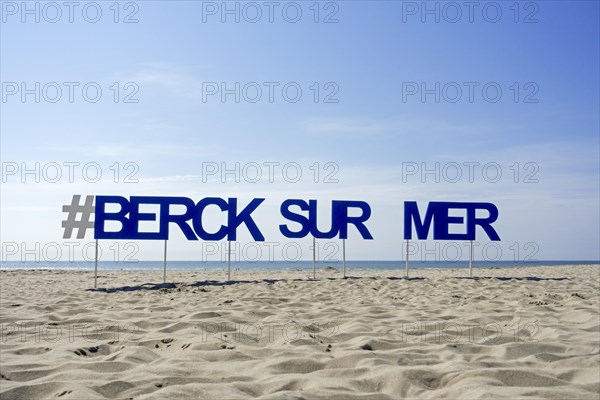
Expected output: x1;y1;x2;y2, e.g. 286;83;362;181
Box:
404;201;435;240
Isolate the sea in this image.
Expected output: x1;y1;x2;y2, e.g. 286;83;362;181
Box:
1;260;598;271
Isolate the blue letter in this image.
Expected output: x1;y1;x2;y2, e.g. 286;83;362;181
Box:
227;198;265;241
333;200;373;239
193;198;229;240
94;196;132;239
279;199;311;238
404;201;435;240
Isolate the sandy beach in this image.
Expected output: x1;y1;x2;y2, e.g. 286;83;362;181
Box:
0;265;598;399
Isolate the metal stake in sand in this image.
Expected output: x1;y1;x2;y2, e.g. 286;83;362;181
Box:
312;236;316;280
227;240;231;281
94;239;98;288
469;240;473;278
342;239;347;278
405;240;409;278
163;240;167;283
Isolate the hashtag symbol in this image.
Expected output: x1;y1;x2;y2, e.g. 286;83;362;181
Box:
62;195;95;239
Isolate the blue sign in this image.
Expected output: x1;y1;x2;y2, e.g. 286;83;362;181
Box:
63;195;500;242
404;201;500;241
95;196;265;241
279;199;372;239
93;196;374;241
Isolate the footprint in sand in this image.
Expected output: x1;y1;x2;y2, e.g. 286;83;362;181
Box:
73;346;100;356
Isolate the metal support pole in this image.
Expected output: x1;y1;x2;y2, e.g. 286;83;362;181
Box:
312;236;316;280
342;239;346;278
469;240;473;278
405;240;409;278
227;241;231;281
163;240;167;283
94;239;98;288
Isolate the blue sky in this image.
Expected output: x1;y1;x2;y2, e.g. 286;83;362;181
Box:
1;1;599;262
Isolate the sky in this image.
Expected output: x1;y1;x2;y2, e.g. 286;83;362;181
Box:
1;0;599;263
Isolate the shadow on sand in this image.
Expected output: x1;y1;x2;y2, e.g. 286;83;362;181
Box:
87;276;568;293
87;276;427;292
87;282;178;293
456;276;571;281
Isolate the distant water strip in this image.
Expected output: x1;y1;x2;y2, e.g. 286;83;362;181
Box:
1;260;598;271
